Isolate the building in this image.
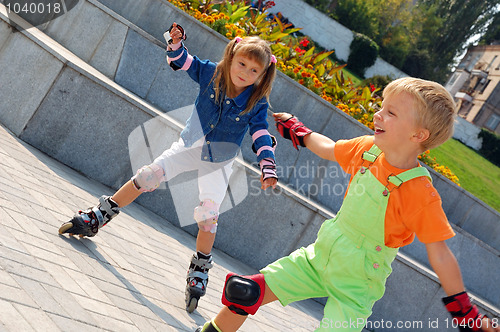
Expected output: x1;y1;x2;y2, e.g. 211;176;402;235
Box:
445;44;500;135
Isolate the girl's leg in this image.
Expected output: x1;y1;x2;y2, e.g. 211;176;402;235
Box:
212;282;279;332
196;159;234;254
196;229;216;255
111;180;141;208
187;160;231;311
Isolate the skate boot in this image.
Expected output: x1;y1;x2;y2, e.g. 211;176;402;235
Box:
185;251;213;313
195;319;221;332
58;195;119;237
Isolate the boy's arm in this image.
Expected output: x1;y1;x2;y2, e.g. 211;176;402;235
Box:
303;132;337;162
273;113;337;162
426;241;464;295
426;241;499;332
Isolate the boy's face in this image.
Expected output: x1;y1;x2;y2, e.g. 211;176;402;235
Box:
373;91;421;152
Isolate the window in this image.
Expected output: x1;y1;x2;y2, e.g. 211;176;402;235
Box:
485;113;500;131
479;79;491;94
446;73;459;88
486;55;498;71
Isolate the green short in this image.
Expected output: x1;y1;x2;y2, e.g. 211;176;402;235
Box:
261;219;393;331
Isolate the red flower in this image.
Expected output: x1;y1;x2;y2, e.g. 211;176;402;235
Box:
300;39;309;47
369;83;375;92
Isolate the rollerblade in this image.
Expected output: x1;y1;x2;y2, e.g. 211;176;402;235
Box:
58;195;119;237
185;251;213;313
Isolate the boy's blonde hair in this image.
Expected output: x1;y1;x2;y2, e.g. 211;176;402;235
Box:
211;36;276;114
383;77;457;150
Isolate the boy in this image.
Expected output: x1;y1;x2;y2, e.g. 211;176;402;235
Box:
196;77;499;331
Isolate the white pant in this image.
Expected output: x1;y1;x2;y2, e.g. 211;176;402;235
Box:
152;138;234;204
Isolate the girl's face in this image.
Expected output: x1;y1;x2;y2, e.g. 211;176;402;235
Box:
229;52;265;96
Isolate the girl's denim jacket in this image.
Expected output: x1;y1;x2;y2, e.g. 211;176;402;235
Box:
166;42;275;164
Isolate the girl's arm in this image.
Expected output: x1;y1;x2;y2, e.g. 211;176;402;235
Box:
249;106;278;190
273;113;336;162
165;23;215;85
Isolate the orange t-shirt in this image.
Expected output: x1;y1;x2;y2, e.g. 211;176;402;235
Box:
334;135;455;248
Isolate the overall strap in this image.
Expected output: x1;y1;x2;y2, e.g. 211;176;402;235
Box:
388;166;431;186
361;144;382;167
383;166;431;196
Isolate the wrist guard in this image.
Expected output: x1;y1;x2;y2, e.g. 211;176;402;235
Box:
275;116;312;150
260;158;277;182
442;291;483;331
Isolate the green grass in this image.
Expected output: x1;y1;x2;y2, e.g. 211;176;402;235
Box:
429;138;500;213
343;68;362;85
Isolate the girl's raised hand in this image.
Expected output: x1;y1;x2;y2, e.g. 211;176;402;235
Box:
169;22;185;45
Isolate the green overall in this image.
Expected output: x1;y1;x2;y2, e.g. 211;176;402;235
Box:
261;145;431;331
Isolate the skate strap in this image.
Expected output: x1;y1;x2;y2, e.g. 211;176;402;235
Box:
90;206;105;228
191;257;214;270
188;271;209;280
98;196;119;220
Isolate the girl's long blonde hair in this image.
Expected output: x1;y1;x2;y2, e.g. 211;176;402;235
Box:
211;36;276;114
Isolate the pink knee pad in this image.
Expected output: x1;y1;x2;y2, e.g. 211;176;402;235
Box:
194;199;219;233
131;164;165;192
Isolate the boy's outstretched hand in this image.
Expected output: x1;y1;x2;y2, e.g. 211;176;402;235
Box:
480;316;500;332
273;112;312;150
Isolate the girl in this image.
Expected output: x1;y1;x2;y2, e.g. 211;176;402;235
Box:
58;23;279;313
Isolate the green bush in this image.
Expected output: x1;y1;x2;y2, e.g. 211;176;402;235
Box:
478;129;500;167
347;33;379;78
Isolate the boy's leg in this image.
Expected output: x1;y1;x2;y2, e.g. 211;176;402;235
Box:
198;242;328;331
197;282;279;332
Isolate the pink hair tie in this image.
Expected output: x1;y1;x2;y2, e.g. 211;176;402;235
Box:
234;36;242;43
270;55;277;64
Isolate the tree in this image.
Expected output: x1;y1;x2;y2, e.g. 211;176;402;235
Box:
418;0;499;82
479;12;500;45
308;0;499;81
